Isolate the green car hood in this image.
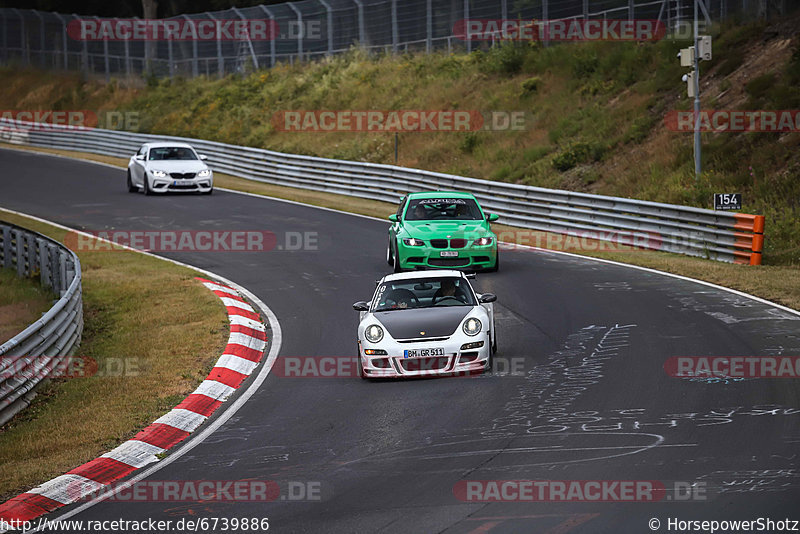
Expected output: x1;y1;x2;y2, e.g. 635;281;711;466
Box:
402;220;492;239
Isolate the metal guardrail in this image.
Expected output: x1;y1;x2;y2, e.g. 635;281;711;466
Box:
0;221;83;427
0;118;764;265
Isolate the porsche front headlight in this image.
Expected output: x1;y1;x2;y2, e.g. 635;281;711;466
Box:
365;324;384;343
462;317;482;336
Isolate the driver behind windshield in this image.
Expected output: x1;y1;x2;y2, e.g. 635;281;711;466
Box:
432;279;467;304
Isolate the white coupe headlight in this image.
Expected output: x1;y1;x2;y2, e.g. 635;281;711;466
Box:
365;324;384;343
151;170;167;177
462;317;482;336
198;169;211;177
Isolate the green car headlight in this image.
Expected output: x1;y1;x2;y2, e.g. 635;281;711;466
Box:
365;324;384;343
403;238;425;246
473;237;493;246
462;317;482;336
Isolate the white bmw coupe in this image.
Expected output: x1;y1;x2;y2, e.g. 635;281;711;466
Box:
127;142;213;195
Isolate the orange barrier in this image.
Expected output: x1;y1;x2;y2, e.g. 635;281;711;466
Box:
733;214;765;266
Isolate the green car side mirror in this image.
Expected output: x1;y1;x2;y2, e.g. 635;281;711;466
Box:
388;214;398;222
487;213;499;222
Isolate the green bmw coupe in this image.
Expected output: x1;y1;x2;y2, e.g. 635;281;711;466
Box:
387;191;499;272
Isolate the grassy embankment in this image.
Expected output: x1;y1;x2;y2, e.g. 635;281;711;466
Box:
0;269;53;345
0;211;230;500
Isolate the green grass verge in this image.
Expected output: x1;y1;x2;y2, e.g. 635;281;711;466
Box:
0;209;229;500
0;269;53;345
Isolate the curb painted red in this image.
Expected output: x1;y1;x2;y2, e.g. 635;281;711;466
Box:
0;277;267;525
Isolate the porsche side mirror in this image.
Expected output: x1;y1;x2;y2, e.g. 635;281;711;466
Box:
388;214;398;222
352;301;370;311
486;213;499;222
479;293;497;303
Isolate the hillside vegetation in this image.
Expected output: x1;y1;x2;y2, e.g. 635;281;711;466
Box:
1;15;798;264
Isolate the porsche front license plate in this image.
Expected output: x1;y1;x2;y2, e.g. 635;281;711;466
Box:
404;348;445;358
440;251;458;257
173;179;193;186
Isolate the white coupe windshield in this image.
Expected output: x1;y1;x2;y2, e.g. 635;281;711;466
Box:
372;277;475;312
148;147;198;161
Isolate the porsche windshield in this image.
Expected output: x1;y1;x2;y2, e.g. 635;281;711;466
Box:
148;147;198;161
404;198;483;221
372;277;475;312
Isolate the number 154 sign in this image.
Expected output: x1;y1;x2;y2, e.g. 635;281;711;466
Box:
714;193;741;211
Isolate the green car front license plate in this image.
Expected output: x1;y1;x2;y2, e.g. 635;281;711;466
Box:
404;348;445;358
440;251;458;257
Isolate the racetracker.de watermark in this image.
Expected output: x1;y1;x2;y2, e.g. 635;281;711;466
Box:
0;355;140;380
64;230;319;252
665;110;800;132
664;357;800;379
66;480;322;502
496;229;662;252
274;356;528;378
454;19;666;41
272;110;531;132
67;19;279;41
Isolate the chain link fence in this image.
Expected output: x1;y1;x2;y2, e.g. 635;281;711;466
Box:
0;0;788;79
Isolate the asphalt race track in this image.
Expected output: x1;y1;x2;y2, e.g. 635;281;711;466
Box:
2;147;800;533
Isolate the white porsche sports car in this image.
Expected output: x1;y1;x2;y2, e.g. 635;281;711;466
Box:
353;270;497;378
127;142;213;195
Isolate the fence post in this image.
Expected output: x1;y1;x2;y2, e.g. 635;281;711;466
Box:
542;0;549;47
204;12;223;77
259;5;276;67
629;0;634;19
353;0;365;45
183;15;198;77
583;0;589;19
317;0;334;56
0;10;6;64
501;0;507;20
95;16;110;81
391;0;398;53
52;12;68;69
287;2;303;62
12;9;28;66
426;0;432;53
33;10;45;68
463;0;471;53
167;30;174;78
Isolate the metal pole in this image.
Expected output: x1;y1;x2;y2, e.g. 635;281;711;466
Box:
542;0;549;47
287;3;303;62
99;16;109;81
13;9;28;66
167;29;174;78
426;0;432;53
464;0;471;53
33;10;45;67
501;0;508;20
53;13;68;70
0;11;6;64
629;0;634;19
353;0;365;45
693;0;701;181
318;0;334;56
76;13;88;76
259;6;276;68
583;0;589;20
391;0;398;53
205;12;223;77
124;18;131;77
183;15;198;77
